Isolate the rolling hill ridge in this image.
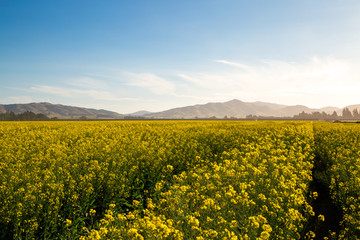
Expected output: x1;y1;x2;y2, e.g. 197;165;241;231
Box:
0;102;123;119
1;100;358;119
144;99;343;119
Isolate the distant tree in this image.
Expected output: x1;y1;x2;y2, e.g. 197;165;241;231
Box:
331;111;338;119
293;111;336;120
321;111;329;120
37;113;49;120
312;112;322;119
18;111;36;120
353;109;359;119
342;107;353;119
297;111;308;119
0;111;50;121
9;112;16;120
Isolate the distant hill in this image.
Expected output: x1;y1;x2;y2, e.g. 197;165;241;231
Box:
319;106;341;113
127;110;154;116
1;100;356;120
145;99;345;119
0;102;123;119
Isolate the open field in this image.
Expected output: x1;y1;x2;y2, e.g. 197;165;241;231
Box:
0;121;359;239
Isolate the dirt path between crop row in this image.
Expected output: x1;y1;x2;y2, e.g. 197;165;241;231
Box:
310;178;342;239
302;152;343;240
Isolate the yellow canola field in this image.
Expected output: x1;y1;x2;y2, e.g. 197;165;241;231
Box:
0;121;317;239
314;123;360;239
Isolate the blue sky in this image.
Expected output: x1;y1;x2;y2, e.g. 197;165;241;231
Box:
1;0;360;113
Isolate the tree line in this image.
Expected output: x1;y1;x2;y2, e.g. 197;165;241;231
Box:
246;107;360;121
293;107;360;120
0;111;52;121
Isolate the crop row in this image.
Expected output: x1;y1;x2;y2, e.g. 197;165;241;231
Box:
314;123;360;239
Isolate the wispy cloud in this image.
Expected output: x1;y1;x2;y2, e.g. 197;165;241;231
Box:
124;72;176;95
214;60;252;71
66;77;110;89
0;96;35;104
179;56;360;107
30;85;138;101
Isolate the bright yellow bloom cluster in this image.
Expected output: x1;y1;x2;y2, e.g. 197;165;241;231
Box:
4;120;359;239
314;123;360;239
0;121;226;238
81;201;183;240
81;121;316;239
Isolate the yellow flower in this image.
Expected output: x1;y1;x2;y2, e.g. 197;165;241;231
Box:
167;164;174;171
65;219;72;227
89;209;96;216
318;214;325;221
260;231;270;239
262;224;272;232
187;216;199;226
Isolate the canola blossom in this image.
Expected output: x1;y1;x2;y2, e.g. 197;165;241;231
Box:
314;123;360;239
0;121;358;239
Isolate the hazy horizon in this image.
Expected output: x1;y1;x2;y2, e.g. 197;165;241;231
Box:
1;1;360;113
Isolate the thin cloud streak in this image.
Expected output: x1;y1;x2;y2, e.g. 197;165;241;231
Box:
124;72;176;95
66;77;110;89
31;85;138;101
214;60;252;71
0;96;35;104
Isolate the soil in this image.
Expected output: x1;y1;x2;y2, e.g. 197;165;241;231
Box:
302;152;343;240
309;178;343;239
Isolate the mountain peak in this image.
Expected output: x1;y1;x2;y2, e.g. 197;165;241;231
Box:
226;99;243;103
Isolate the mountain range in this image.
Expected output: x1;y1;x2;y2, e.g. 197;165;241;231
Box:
0;102;123;119
143;99;353;119
1;100;359;119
